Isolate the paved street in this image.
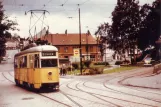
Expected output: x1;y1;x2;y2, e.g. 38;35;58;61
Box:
0;50;161;107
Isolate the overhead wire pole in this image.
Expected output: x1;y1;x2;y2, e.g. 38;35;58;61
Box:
25;10;49;42
78;4;82;75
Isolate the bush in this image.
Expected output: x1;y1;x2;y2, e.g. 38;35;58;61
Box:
89;69;97;75
115;61;123;65
123;60;130;64
72;63;79;69
95;67;104;74
84;60;91;68
67;66;75;71
94;62;109;65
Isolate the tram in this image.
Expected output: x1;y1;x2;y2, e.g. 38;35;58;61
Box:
14;44;59;91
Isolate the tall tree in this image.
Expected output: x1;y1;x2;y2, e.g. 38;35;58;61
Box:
0;2;18;61
110;0;141;63
138;0;160;52
95;23;111;57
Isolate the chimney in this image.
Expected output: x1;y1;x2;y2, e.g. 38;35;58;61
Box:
65;29;67;35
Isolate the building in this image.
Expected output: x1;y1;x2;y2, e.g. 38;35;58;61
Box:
40;33;102;62
5;39;19;50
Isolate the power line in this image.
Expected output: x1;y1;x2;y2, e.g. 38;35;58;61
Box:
61;0;69;6
2;3;116;7
80;0;90;5
13;0;16;6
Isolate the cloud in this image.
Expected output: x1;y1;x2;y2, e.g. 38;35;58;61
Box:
1;0;154;37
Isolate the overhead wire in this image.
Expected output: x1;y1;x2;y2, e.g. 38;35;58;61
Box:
32;12;49;27
79;0;90;6
28;12;45;37
29;11;33;39
40;11;46;38
13;0;16;6
2;0;115;36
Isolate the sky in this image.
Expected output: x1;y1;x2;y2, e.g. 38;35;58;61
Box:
1;0;154;38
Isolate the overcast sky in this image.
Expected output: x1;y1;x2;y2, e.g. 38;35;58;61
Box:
1;0;154;38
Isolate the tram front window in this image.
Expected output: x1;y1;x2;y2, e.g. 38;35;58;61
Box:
41;59;57;67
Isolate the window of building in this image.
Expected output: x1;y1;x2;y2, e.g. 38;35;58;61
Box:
64;56;68;58
90;46;93;52
64;47;68;52
73;46;79;49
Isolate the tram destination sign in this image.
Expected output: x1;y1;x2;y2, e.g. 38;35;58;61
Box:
42;52;56;56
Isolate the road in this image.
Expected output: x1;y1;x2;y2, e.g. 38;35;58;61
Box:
0;50;161;107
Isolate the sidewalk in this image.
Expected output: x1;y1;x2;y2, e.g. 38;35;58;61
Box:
122;71;161;89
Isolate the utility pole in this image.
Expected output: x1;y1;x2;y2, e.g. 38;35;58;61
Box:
79;7;82;75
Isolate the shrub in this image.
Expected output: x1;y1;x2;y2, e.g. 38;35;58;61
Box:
89;69;97;75
84;60;91;68
95;67;104;74
72;63;79;69
94;62;109;65
115;61;123;65
67;66;75;71
123;60;130;64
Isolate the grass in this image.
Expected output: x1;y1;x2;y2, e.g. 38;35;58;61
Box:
67;64;111;75
67;69;81;75
66;65;139;75
103;66;139;74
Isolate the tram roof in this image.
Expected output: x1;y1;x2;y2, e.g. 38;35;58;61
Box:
15;45;58;57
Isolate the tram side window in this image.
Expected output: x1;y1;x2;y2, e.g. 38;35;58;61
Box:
29;55;34;68
41;59;57;67
20;56;27;68
34;54;39;68
14;58;18;68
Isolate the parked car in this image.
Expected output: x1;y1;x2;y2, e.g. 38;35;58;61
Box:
144;57;152;66
8;56;11;59
2;57;7;61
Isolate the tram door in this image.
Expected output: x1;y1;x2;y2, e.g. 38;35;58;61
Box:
14;57;19;81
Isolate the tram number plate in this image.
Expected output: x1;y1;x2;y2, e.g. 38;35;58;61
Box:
48;76;52;80
42;52;56;56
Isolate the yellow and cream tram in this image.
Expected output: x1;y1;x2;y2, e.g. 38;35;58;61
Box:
14;45;59;90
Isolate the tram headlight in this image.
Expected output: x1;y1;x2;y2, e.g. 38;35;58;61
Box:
48;72;52;75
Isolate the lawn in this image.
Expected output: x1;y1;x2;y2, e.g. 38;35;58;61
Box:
66;65;139;75
66;65;110;75
103;66;139;74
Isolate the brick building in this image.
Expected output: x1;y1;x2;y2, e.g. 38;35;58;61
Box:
40;33;102;62
5;40;19;50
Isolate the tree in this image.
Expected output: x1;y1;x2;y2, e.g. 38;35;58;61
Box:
95;23;111;57
110;0;141;63
138;0;160;58
0;2;18;62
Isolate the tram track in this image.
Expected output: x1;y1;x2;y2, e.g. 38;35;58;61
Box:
79;69;161;106
1;72;74;107
65;81;121;107
2;67;161;107
6;71;110;107
6;71;85;107
62;68;161;107
103;69;161;95
75;82;158;107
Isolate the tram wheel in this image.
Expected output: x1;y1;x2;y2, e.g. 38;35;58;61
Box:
15;79;19;86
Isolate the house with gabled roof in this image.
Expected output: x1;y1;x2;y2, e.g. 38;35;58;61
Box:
39;33;102;62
